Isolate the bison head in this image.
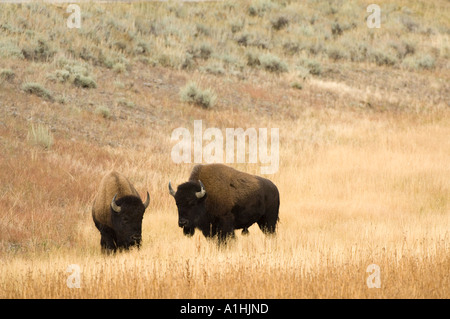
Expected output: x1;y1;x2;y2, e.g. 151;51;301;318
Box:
110;192;150;249
168;180;207;237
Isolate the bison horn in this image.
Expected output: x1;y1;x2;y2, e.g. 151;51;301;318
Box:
195;180;206;199
168;181;176;197
111;194;121;213
143;191;150;208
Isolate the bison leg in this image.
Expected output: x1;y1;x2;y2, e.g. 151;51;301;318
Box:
258;195;279;235
257;213;278;235
201;224;217;238
100;234;117;254
93;218;117;253
98;227;117;253
217;218;235;245
218;230;235;245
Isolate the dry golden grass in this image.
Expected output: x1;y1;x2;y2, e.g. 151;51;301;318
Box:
1;108;449;298
0;0;449;299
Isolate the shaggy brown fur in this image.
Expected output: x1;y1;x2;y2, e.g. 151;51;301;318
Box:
189;164;262;218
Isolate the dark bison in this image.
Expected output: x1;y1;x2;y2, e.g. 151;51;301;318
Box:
168;164;279;243
92;170;150;253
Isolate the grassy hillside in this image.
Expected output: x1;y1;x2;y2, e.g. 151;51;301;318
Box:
0;0;449;298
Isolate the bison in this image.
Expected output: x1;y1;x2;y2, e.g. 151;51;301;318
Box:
168;164;279;243
92;170;150;253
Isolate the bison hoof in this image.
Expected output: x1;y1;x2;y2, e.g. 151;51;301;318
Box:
242;228;249;235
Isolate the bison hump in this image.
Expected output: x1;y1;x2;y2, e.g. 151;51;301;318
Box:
191;164;262;215
92;170;140;227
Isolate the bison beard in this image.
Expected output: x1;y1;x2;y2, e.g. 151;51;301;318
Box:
182;225;195;237
169;164;280;244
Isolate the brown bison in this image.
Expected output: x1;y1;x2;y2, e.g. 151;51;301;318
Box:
92;170;150;253
169;164;279;243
